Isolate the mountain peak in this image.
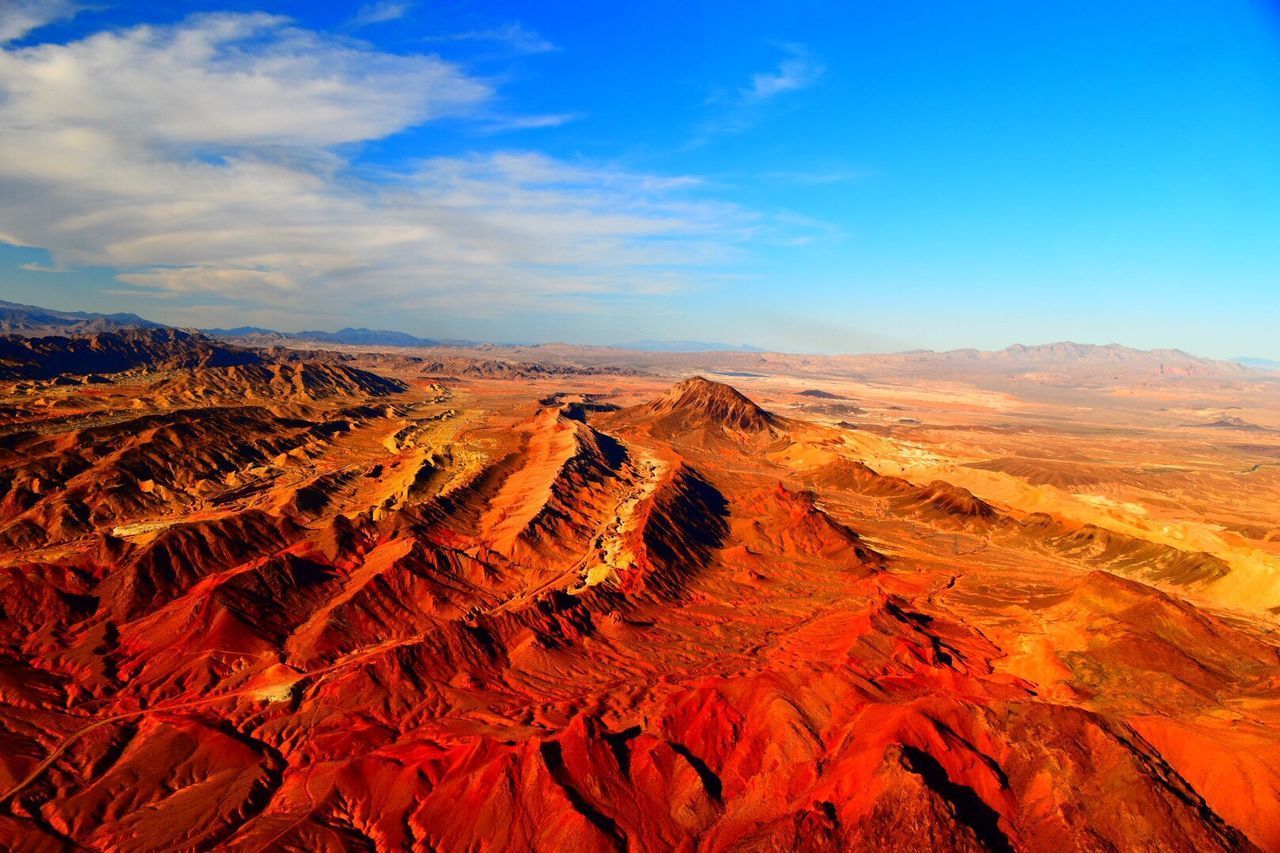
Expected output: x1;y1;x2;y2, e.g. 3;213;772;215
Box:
646;376;777;433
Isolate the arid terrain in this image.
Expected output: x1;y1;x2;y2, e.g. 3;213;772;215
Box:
1;327;1279;851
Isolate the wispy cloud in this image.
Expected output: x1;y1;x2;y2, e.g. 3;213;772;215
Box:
0;0;82;43
20;261;67;273
0;13;767;328
348;1;411;29
694;44;825;144
422;22;557;55
759;167;871;185
481;112;583;133
743;45;825;102
100;288;180;300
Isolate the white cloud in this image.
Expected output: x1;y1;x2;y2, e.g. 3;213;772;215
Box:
349;1;412;29
484;112;583;132
693;44;825;144
99;288;180;300
1;13;489;147
116;266;299;295
422;22;557;55
744;45;824;101
0;13;758;328
0;0;81;43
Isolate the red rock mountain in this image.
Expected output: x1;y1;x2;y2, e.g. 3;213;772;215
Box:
0;347;1277;851
640;375;780;434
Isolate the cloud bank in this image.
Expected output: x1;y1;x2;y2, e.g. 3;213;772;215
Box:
0;0;81;43
0;13;749;329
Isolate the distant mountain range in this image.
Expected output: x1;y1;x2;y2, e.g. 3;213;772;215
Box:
865;341;1258;381
3;300;1277;370
0;301;764;352
0;299;165;335
200;326;471;348
1233;356;1280;371
615;340;764;353
0;302;465;348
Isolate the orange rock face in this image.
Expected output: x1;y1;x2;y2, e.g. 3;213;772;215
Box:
1;334;1279;851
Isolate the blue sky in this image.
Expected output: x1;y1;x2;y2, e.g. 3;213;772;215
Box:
1;1;1278;356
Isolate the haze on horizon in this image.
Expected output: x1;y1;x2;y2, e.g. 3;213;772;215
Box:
0;0;1277;359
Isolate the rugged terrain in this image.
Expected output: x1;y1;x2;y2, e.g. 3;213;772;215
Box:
1;329;1278;851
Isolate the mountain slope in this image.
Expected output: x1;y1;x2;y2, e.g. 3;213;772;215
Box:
0;299;164;336
0;324;1278;850
148;362;407;402
0;328;260;380
640;375;781;435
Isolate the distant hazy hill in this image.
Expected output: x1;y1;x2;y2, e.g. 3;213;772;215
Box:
0;300;475;349
906;341;1223;364
996;342;1223;365
0;299;165;336
297;327;453;347
203;325;471;348
1;300;1258;375
1233;356;1280;371
616;340;764;353
864;341;1250;381
199;326;280;337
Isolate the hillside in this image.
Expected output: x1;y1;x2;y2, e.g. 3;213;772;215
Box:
0;328;260;380
0;299;164;336
637;375;781;434
0;319;1278;850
